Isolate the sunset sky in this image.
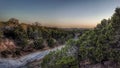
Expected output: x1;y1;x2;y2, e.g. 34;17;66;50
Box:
0;0;120;28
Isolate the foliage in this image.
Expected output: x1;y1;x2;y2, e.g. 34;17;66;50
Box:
41;39;78;68
77;8;120;63
47;38;56;47
34;38;44;49
0;18;80;58
41;8;120;68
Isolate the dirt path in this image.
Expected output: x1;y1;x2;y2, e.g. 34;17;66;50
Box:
0;45;65;68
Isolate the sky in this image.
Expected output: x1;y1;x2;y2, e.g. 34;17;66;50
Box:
0;0;120;28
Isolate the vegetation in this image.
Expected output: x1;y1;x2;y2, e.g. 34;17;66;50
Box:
34;38;44;49
47;38;57;47
41;8;120;68
78;8;120;63
1;5;120;68
0;18;83;57
41;39;78;68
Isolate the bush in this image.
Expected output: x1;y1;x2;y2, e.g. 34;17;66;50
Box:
47;38;56;47
19;38;29;48
34;38;44;49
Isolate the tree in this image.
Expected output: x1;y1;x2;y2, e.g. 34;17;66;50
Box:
8;18;19;25
27;26;33;39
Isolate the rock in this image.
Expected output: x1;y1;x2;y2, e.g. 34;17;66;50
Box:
0;39;16;52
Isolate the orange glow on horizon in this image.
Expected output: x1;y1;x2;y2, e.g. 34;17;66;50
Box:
42;22;97;28
40;19;100;28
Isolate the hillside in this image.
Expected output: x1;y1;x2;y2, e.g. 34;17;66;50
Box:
0;18;86;58
40;8;120;68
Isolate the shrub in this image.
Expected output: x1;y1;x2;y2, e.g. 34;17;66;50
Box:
47;38;56;47
34;38;44;49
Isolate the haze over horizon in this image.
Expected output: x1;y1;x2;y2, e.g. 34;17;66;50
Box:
0;0;120;28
